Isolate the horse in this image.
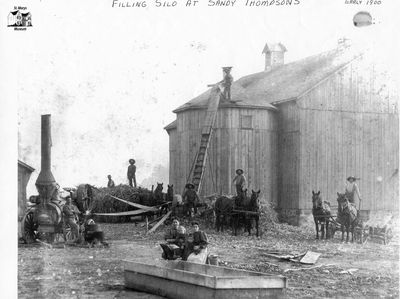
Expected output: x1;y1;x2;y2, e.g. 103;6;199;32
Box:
166;184;174;202
154;182;164;204
233;190;261;237
154;182;169;215
311;190;331;240
336;192;358;242
214;195;234;232
200;194;217;227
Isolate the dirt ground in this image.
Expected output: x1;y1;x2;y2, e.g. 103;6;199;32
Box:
18;219;399;298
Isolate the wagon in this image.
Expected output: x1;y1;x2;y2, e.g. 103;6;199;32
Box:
354;211;395;245
323;211;366;244
328;210;395;245
124;260;287;299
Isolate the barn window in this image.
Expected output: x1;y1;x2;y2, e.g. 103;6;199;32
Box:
240;115;253;129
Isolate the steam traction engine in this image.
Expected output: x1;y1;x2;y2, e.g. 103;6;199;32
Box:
21;115;99;244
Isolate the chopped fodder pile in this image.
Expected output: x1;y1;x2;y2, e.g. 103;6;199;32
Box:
91;185;156;223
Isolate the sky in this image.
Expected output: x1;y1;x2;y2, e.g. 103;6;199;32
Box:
3;0;400;195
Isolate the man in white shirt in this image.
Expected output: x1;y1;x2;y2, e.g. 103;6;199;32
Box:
232;169;247;198
345;176;362;207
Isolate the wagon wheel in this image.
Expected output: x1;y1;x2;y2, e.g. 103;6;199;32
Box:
328;220;337;239
22;212;39;244
360;227;369;245
384;228;393;245
63;216;81;243
63;224;74;242
354;226;369;244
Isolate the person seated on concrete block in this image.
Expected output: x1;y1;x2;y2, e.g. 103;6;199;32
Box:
160;218;186;260
183;222;208;263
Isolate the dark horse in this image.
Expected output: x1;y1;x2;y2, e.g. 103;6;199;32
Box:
337;192;358;242
166;184;174;203
312;190;331;240
214;195;234;232
154;182;170;215
233;190;261;237
154;183;164;204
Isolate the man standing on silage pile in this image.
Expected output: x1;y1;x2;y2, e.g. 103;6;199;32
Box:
127;159;137;188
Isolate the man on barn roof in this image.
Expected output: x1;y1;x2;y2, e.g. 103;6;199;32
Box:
232;169;247;198
221;66;233;101
345;176;362;207
127;159;137;188
182;183;200;217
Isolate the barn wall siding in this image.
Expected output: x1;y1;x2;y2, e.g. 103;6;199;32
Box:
297;59;399;220
169;107;278;206
277;101;300;214
167;129;177;187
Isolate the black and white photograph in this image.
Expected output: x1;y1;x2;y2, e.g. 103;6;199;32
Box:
0;0;399;298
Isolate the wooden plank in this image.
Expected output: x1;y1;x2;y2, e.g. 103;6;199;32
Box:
99;193;158;212
299;251;321;265
95;209;153;216
147;211;172;234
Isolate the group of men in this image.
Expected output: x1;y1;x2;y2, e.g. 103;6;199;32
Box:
106;158;137;188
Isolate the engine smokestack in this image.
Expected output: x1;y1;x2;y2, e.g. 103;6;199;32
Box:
35;114;57;203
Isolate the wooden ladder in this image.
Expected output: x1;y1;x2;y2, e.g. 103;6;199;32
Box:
190;85;222;193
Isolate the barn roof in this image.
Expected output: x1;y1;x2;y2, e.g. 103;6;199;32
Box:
173;46;362;113
18;160;35;172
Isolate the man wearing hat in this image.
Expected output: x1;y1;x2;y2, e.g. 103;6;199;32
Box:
182;183;200;217
127;159;137;188
232;169;247;197
345;176;362;207
63;195;79;243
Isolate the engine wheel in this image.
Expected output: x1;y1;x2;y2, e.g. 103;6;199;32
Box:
22;212;39;244
63;224;75;242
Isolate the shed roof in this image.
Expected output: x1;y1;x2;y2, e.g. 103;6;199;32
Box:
164;120;177;131
173;46;362;113
18;160;35;172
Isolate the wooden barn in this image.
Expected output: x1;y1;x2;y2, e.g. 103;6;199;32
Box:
165;42;399;225
18;160;35;220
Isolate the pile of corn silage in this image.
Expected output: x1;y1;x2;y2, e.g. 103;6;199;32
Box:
91;185;154;223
